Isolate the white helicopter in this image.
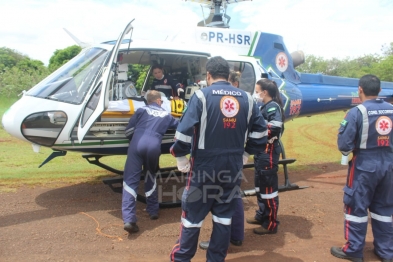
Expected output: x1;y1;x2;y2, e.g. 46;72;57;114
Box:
2;0;393;205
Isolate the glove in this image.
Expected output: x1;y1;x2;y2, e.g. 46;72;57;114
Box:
242;152;249;165
268;136;278;144
176;156;190;173
177;87;184;97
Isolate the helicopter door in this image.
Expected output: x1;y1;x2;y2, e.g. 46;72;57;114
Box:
77;19;134;143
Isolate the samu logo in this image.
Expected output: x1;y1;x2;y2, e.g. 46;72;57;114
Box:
376;116;392;135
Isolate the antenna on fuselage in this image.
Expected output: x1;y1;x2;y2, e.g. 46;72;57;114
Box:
196;0;230;28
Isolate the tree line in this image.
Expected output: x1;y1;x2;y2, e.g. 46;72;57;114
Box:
0;45;81;98
296;43;393;81
0;43;392;98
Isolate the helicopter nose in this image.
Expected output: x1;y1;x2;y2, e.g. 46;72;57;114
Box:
1;105;26;142
2;107;12;132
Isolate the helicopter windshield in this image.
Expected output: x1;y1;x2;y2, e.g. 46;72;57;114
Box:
26;47;110;104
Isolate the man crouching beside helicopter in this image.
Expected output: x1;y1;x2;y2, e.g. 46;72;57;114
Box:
122;90;179;233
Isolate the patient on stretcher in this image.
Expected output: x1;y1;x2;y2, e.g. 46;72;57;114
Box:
103;92;174;123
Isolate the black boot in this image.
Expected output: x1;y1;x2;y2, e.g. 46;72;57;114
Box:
199;241;209;250
230;239;243;246
374;249;393;262
330;246;363;262
124;222;139;233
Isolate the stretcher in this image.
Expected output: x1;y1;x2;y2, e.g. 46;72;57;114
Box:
100;97;185;122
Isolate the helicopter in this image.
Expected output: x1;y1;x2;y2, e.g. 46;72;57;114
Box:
2;0;393;206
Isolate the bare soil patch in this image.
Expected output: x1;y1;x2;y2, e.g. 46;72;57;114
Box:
0;163;382;261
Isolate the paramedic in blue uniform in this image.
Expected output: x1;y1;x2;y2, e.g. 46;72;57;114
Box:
169;57;267;262
330;74;393;262
247;79;284;235
151;64;183;98
122;90;179;234
199;70;245;250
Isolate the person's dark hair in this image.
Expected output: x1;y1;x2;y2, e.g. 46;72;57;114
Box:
206;56;230;80
257;78;285;121
151;64;164;71
359;74;380;96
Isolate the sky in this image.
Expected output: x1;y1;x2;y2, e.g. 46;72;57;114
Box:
1;0;393;65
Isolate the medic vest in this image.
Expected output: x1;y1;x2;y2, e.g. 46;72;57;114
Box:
260;100;284;139
356;99;393;151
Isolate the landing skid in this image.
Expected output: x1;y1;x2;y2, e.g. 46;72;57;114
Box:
274;139;309;192
82;140;307;209
82;155;123;175
242;159;308;196
82;154;184;208
242;140;308;194
101;176;184;208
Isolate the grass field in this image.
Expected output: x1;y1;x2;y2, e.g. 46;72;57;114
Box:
0;96;345;191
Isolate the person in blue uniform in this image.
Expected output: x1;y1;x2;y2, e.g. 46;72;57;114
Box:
199;70;245;251
330;74;393;262
247;78;284;235
122;90;179;234
169;57;267;262
150;64;183;98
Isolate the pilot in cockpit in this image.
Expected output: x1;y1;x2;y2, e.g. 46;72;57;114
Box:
150;64;184;99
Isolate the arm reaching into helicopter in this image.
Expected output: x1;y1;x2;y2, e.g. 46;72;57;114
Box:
124;108;143;139
170;93;202;157
170;93;202;171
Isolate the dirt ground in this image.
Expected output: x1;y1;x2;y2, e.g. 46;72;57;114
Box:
0;163;383;262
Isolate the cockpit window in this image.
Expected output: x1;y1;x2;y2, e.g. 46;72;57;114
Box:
26;47;109;104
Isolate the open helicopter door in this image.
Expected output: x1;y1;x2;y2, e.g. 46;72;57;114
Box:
76;20;134;143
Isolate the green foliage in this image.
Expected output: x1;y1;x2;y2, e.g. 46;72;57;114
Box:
0;45;84;97
128;64;150;93
16;58;47;73
0;47;47;73
48;45;82;72
296;55;329;74
0;47;49;97
369;55;393;82
326;56;375;78
0;47;25;71
0;67;48;97
297;52;393;82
